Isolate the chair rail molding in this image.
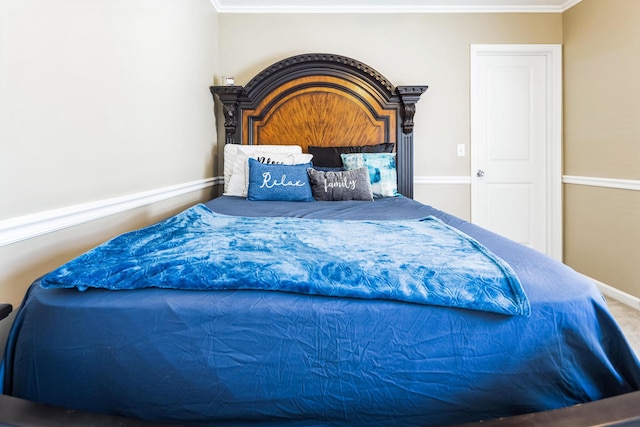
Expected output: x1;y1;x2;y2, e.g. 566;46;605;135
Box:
415;176;472;185
0;178;218;247
563;175;640;191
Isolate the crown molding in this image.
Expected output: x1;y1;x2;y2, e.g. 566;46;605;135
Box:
210;0;582;14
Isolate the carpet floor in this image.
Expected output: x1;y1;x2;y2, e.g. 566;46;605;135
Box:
606;297;640;358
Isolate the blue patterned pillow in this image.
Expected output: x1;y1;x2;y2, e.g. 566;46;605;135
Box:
247;158;314;201
340;153;398;198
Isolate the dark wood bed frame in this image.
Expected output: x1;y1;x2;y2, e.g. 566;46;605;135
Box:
2;293;638;426
210;53;428;199
1;390;638;427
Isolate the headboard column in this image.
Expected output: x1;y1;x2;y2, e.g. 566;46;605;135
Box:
396;86;428;199
210;86;244;145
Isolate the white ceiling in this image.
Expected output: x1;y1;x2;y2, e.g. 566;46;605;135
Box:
211;0;582;13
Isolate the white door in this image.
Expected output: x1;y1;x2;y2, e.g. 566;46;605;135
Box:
470;45;562;260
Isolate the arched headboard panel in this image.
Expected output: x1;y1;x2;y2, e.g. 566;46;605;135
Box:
242;75;397;150
211;53;427;198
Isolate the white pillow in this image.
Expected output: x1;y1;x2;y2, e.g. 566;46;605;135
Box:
223;144;302;194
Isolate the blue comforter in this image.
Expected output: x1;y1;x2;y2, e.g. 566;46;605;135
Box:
40;204;529;316
3;196;639;427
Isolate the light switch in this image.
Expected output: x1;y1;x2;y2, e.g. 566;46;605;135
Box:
457;144;465;157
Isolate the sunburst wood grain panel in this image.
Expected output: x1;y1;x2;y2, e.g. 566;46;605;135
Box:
242;76;396;152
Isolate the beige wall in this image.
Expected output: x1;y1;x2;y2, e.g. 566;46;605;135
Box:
0;0;219;350
0;0;219;220
563;0;640;298
217;13;562;218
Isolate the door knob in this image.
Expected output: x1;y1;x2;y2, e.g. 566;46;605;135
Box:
476;169;485;177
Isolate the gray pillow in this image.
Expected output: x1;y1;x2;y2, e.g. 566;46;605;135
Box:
307;167;374;201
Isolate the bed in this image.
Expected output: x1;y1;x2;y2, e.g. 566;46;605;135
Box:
2;53;640;427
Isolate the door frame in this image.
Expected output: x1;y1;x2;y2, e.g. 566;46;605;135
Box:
470;44;563;261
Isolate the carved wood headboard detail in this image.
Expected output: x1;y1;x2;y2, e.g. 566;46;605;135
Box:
211;53;427;198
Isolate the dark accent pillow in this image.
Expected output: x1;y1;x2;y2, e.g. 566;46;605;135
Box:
247;158;314;202
307;167;374;201
308;143;395;168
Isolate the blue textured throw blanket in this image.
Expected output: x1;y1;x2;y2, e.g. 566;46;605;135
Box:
41;204;529;316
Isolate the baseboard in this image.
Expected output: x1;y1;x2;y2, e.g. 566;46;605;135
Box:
0;177;219;247
592;277;640;311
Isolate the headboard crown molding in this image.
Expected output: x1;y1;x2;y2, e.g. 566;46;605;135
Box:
244;53;395;98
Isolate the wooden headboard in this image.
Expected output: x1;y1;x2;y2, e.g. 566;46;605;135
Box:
210;53;427;198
